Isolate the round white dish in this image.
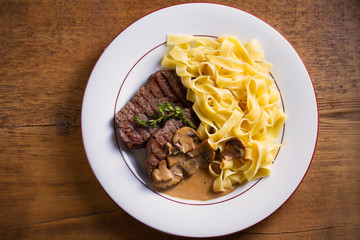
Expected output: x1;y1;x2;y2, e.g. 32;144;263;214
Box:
81;3;318;238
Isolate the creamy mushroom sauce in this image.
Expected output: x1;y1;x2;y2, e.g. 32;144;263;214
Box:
152;128;243;200
161;168;236;201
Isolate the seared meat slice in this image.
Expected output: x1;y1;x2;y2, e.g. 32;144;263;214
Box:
115;69;192;149
146;119;185;177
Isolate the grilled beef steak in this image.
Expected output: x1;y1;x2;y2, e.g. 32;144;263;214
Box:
115;69;193;149
115;69;207;190
145;118;186;177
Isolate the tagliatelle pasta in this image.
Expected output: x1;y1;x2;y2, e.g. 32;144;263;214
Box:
161;34;287;192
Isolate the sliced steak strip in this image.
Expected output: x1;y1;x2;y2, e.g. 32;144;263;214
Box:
145;119;185;177
115;69;194;149
146;106;201;177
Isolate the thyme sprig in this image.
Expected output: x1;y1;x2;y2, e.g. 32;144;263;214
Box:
134;102;196;129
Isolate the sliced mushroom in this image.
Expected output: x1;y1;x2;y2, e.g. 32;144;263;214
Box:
150;127;216;190
167;153;185;167
152;160;173;182
165;142;183;167
165;142;179;155
187;140;215;168
151;160;183;190
180;158;199;176
220;137;246;161
172;127;201;153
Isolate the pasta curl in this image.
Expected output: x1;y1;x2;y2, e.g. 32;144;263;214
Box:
161;35;287;192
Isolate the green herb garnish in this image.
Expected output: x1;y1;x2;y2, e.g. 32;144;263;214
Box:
134;102;196;129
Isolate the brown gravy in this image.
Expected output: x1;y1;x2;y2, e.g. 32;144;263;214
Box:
161;168;236;201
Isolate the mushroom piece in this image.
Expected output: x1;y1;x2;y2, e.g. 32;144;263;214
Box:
165;142;185;167
180;158;199;176
152;160;173;182
151;160;183;190
187;140;215;168
220;137;246;161
172;127;200;153
150;127;216;190
167;153;185;167
165;142;179;155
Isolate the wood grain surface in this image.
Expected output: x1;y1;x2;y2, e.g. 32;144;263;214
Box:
1;0;359;239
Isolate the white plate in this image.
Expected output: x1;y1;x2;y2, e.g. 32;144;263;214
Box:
81;3;318;238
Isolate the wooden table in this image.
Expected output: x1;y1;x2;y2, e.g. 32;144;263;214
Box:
1;1;359;239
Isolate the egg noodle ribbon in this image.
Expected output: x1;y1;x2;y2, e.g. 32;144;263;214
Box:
161;34;287;192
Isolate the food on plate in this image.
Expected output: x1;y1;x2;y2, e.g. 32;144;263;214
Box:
115;34;286;199
161;34;287;192
134;102;196;130
115;69;198;149
115;69;204;190
147;124;215;190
